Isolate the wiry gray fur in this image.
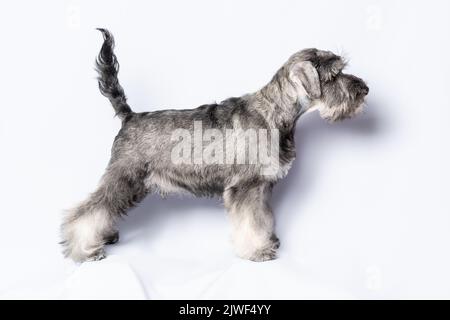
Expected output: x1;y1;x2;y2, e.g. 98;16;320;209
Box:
61;29;369;262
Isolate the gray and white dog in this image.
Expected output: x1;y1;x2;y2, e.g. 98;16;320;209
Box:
61;29;368;262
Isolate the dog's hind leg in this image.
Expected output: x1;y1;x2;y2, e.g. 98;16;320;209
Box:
224;180;279;262
61;162;148;262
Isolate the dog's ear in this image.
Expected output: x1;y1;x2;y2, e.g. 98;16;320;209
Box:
291;61;321;99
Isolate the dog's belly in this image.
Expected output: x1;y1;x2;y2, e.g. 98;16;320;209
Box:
144;169;225;197
145;172;188;195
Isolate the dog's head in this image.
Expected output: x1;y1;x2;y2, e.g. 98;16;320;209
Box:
288;48;369;122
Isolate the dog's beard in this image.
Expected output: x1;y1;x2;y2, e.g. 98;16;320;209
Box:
312;101;365;122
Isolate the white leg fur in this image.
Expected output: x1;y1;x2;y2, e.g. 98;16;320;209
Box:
224;183;278;262
230;207;275;261
62;207;115;262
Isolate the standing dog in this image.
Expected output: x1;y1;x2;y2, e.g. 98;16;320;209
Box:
62;29;368;262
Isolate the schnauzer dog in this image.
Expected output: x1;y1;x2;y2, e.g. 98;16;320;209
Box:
61;29;368;262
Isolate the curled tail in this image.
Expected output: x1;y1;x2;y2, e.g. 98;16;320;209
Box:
95;28;132;120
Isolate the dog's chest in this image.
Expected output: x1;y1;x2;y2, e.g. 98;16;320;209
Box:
261;129;296;181
275;127;297;179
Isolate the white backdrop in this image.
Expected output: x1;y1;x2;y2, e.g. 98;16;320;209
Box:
1;0;449;299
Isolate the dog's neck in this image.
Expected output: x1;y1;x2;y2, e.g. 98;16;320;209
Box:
296;96;316;116
250;75;314;129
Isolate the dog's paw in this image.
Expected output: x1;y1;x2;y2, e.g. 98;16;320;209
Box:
85;248;107;262
104;231;119;245
270;234;280;249
249;247;277;262
249;236;280;262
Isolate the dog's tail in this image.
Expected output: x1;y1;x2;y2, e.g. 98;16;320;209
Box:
95;28;132;120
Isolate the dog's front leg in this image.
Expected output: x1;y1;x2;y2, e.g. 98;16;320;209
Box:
224;181;279;262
